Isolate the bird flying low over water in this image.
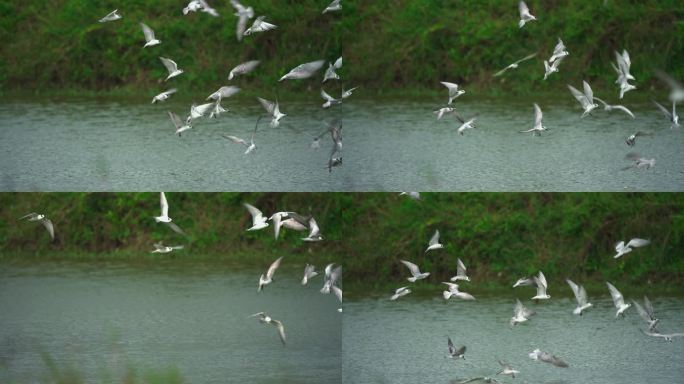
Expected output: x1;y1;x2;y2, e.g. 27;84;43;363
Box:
425;229;443;252
99;10;122;23
566;279;592;315
614;238;650;258
302;217;323;242
594;97;635;119
140;23;161;48
151;242;183;253
497;361;519;378
622;153;655;171
440;82;465;104
258;256;283;292
442;282;476;300
152;89;177;104
223;116;260;154
653;100;680;128
159;57;184;81
322;0;342;14
168;111;191;136
455;114;476;135
543;57;564;80
244;16;277;36
257;97;287;128
19;213;54;241
633;296;660;332
390;286;411;300
447;337;466;360
153;192;186;235
519;103;547;136
228;60;260;80
606;282;631;318
434;107;455;120
249;312;286;345
341;86;358;99
400;260;430;282
568;81;598;118
301;264;318;285
493;53;537;77
532;271;550;300
207;86;241;101
321;89;342;109
280;60;326;81
320;264;342;294
243;203;268;231
450;258;470;282
510;299;535;325
625;131;651;147
518;1;536;28
528;349;568;368
641;330;684;342
187;102;214;123
323;57;342;82
230;0;254;41
512;277;534;288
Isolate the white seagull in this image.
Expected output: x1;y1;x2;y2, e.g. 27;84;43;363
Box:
279;60;326;81
434;107;455;120
510;299;535;325
518;1;536;28
302;217;323;242
400;260;430;282
531;271;550;300
159;57;184;81
320;264;342;294
99;10;122;23
341;86;358;99
543;57;564;80
168;111;191;136
519;103;547;135
228;60;260;80
322;0;342;14
494;53;537;77
625;131;651;147
449;258;470;282
440;82;465;104
19;213;55;241
151;242;183;254
153;192;186;235
633;296;660;332
243;16;277;36
447;337;466;360
323;57;343;82
653;100;680;128
301;264;319;285
425;229;444;252
549;38;569;63
528;349;568;367
390;286;411;301
230;0;254;41
566;279;592;315
455;115;476;135
249;312;286;345
258;256;283;292
187;102;214;123
207;86;241;101
140;23;161;48
568;81;598;118
442;282;476;300
243;203;268;231
257;97;287;128
497;361;519;378
152;89;177;104
614;238;650;258
606;282;631;318
594;97;635;118
321;89;342;109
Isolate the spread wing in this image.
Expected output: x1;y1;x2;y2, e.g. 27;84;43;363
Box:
266;256;283;279
400;260;420;276
606;282;625;307
140;23;156;42
568;85;589;108
582;81;594;104
166;222;186;236
533;103;543;127
41;219;55;241
429;229;440;246
160;192;169;217
159;57;178;74
168;111;183;129
519;1;529;16
243;203;263;220
456;258;467;276
272;320;286;345
627;238;650;248
257;97;276;115
566;279;581;304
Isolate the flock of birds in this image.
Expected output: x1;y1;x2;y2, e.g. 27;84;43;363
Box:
98;0;353;172
432;1;682;172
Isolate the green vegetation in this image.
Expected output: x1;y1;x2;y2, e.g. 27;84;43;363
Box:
1;1;682;97
2;193;683;292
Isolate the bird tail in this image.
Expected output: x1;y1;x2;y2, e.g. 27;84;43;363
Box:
443;291;452;300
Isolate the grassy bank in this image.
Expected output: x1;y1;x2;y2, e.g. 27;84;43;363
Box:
2;193;683;290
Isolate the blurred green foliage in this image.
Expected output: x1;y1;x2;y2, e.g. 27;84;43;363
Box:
2;193;683;289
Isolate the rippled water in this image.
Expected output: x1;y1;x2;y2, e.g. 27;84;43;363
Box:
343;294;684;384
0;264;341;383
1;97;682;191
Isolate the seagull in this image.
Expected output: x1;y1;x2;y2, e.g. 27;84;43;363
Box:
99;10;122;23
566;279;592;315
641;330;684;342
19;213;54;241
168;111;192;137
223;116;261;154
440;82;465;104
625;131;652;147
510;299;535;325
209;97;229;119
257;97;287;128
153;192;186;235
447;337;466;360
494;53;537;77
279;60;326;81
322;0;341;14
450;258;470;282
614;238;650;258
302;217;323;242
258;256;283;292
138;23;161;48
512;277;534;288
198;0;219;16
568;81;598;118
518;1;536;28
230;0;254;41
159;57;184;81
614;49;635;83
321;89;342;109
519;103;547;136
549;38;569;63
341;86;358;99
269;212;308;240
455;114;476;135
618;79;637;100
183;1;202;14
399;192;421;200
323;57;343;82
653;100;680;128
425;229;443;252
606;282;631;318
207;86;241;101
249;312;286;345
594;97;635;118
400;260;430;282
622;153;655;171
434;107;455;120
543;57;564;80
442;283;476;300
243;16;277;36
243;203;268;231
150;242;183;253
497;361;519;378
390;286;411;300
187;102;214;123
228;60;260;80
528;349;568;368
633;296;659;332
152;89;177;104
531;271;550;300
302;264;319;285
321;264;342;294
